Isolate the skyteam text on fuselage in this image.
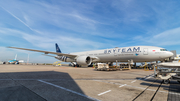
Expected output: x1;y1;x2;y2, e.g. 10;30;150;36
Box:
104;47;140;54
8;43;173;66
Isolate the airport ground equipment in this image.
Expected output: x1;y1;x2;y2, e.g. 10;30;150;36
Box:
53;61;62;66
138;62;154;70
119;63;133;70
95;63;133;71
95;63;120;71
155;65;180;84
0;61;3;64
174;54;180;60
154;52;180;84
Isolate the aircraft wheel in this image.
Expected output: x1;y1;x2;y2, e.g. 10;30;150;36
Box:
148;67;153;70
163;79;170;84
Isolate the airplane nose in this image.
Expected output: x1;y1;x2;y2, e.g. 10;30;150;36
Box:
168;51;174;57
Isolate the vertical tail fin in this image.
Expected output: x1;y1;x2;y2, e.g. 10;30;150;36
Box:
55;43;62;53
14;54;17;60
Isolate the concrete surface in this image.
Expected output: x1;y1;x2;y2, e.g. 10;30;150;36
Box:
0;65;179;101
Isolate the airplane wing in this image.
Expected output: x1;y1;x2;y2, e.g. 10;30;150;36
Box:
8;47;77;58
42;54;57;57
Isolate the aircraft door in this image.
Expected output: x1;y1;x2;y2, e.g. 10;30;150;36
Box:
113;49;118;56
143;48;148;55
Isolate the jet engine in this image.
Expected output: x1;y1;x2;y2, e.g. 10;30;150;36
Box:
76;56;92;65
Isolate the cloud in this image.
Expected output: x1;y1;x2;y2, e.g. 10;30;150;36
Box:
0;46;57;63
0;6;40;34
149;27;180;46
0;46;27;61
111;0;152;23
21;33;107;52
0;26;108;52
0;0;125;39
67;12;98;24
32;1;99;30
31;1;124;38
131;27;180;46
1;0;180;63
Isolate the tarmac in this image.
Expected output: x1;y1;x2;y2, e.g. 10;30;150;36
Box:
0;65;180;101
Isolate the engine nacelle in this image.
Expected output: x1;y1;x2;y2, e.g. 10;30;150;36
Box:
76;56;92;65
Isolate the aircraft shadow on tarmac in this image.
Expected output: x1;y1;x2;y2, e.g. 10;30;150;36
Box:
136;77;180;94
167;81;180;93
0;71;94;101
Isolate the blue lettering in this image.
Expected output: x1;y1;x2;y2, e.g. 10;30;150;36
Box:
118;49;121;52
104;50;107;54
133;47;140;52
127;48;132;52
113;49;116;53
122;48;126;52
108;50;111;53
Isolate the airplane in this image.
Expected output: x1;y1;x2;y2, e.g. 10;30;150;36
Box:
8;54;25;64
8;54;19;64
157;62;180;68
8;43;174;67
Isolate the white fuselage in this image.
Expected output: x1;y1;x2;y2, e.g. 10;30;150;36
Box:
67;46;173;63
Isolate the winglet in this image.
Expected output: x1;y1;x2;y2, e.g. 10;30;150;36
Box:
55;43;61;53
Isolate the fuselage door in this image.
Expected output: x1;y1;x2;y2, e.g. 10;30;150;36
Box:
113;48;118;56
143;48;148;55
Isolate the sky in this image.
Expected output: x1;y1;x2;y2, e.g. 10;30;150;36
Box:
0;0;180;63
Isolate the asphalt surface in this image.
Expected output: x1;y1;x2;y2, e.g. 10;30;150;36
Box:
0;65;179;101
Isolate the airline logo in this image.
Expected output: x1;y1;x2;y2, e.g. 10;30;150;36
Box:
135;53;139;56
152;50;156;52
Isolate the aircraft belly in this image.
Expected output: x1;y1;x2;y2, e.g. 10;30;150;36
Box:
97;54;135;62
97;53;161;62
97;54;117;62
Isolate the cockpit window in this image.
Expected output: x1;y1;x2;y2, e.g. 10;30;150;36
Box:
160;49;167;51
